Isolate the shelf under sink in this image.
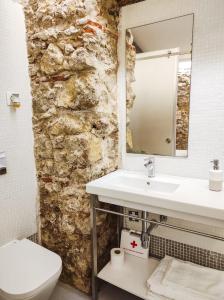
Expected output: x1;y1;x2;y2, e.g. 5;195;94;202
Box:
98;253;160;299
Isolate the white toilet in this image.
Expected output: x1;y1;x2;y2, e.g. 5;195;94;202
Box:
0;239;62;300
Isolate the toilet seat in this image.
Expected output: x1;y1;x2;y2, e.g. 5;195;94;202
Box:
0;239;62;300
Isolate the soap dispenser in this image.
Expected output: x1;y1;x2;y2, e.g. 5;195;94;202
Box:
209;159;223;192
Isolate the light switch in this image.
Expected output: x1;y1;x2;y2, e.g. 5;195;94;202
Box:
0;152;7;175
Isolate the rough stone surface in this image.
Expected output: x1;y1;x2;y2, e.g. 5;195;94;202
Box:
23;0;119;294
126;29;136;151
176;72;191;150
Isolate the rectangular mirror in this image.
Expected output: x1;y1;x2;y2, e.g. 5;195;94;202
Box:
126;14;194;157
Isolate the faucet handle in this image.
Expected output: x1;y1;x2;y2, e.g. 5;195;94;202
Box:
144;156;155;177
144;156;155;167
144;156;155;162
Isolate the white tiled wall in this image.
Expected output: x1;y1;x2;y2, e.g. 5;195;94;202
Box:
120;0;224;179
0;0;37;246
118;0;224;245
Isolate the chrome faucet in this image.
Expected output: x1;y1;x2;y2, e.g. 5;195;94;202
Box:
144;156;155;177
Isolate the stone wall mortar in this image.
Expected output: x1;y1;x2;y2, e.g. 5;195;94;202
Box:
23;0;119;293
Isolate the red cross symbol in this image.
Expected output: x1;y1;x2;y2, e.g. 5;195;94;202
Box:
131;240;138;248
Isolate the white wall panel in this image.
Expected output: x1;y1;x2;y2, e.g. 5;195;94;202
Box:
0;0;37;246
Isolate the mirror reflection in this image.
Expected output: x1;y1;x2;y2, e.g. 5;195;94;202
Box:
126;14;194;157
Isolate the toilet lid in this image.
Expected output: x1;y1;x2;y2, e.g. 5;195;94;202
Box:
0;239;62;298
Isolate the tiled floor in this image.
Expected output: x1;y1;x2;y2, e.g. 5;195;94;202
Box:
51;282;140;300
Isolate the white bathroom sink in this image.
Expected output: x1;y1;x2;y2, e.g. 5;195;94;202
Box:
109;173;179;194
86;169;224;228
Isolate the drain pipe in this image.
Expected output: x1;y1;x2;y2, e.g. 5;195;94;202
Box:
141;211;159;249
141;211;149;248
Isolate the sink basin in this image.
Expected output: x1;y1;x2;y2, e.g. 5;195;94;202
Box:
86;169;224;228
109;174;179;194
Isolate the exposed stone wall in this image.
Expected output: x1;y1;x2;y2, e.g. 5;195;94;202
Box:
176;72;191;150
126;29;136;152
23;0;119;293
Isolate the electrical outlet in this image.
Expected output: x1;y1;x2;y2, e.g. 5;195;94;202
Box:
128;210;140;222
124;208;142;232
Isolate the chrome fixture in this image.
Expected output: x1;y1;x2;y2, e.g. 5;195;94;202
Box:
144;156;155;177
141;211;149;249
141;211;158;249
0;152;7;175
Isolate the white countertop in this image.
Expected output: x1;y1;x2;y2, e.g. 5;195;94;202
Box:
86;169;224;227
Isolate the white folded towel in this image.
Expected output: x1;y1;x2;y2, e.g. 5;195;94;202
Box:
147;256;224;300
146;290;171;300
146;256;173;300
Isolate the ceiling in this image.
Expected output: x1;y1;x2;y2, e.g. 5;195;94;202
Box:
131;14;194;53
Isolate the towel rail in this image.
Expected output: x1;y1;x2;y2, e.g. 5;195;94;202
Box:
95;207;224;242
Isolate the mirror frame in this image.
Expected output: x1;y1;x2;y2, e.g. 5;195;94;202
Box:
118;10;195;168
125;14;194;157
